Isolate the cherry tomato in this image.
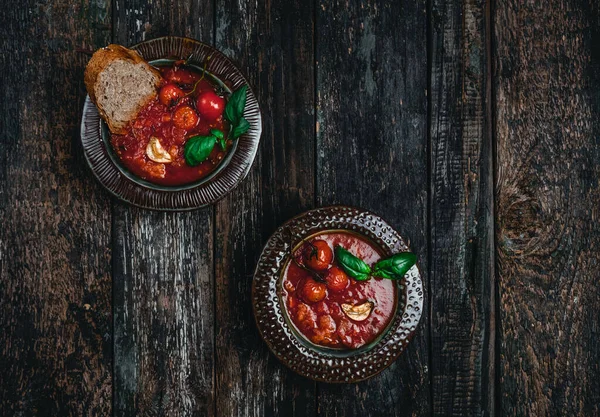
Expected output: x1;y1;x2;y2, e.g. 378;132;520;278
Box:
300;278;327;303
324;266;349;292
158;84;185;106
196;90;225;121
172;106;199;130
163;67;197;85
304;240;333;271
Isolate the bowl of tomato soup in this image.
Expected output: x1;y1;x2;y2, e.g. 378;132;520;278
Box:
253;206;423;383
105;60;235;188
81;36;262;210
283;231;397;350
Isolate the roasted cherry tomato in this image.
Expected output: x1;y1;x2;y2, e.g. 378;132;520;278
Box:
300;278;327;303
324;266;349;292
158;84;185;106
196;90;225;121
172;106;199;130
304;240;333;271
163;67;197;85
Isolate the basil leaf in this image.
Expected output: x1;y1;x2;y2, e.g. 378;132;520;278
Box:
184;135;216;166
231;117;250;139
209;129;227;150
370;268;395;280
372;252;416;280
210;128;224;140
334;246;371;281
224;85;247;125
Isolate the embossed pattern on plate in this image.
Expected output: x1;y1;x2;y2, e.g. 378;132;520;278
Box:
252;206;424;383
80;36;262;210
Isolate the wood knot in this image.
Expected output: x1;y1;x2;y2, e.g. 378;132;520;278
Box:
496;180;562;280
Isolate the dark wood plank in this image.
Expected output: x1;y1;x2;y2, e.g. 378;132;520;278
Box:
112;210;214;416
315;0;430;415
111;2;215;416
0;1;112;415
429;0;495;415
214;0;316;415
494;0;600;415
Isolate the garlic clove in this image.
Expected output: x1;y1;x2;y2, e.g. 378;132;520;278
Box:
341;301;374;322
146;137;172;163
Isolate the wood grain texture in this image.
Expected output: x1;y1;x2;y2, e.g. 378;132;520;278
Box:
112;210;214;416
315;0;430;415
429;0;495;415
111;2;215;416
214;0;316;415
494;0;600;415
0;0;112;415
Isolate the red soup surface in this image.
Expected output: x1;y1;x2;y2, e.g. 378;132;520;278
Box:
282;232;397;349
110;62;230;186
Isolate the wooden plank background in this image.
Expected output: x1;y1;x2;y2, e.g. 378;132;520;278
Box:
494;0;600;415
429;0;495;415
1;0;599;415
0;0;113;415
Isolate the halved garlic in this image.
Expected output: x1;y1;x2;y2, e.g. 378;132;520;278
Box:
341;301;374;322
146;137;172;163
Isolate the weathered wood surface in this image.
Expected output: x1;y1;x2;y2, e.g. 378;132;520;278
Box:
111;2;215;416
494;0;600;415
0;0;113;415
214;0;316;416
429;0;495;415
3;0;600;415
315;0;430;415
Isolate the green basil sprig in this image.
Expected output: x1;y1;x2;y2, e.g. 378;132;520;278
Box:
184;128;225;166
334;246;416;282
184;86;249;166
184;135;216;166
334;246;371;281
211;128;227;151
224;85;250;139
372;253;416;280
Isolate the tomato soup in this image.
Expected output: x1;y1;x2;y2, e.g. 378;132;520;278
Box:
110;61;230;186
282;232;397;349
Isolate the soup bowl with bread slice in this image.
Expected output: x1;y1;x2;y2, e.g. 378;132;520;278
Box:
81;37;261;210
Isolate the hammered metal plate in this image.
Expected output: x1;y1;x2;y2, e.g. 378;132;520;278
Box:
252;206;424;383
80;36;262;211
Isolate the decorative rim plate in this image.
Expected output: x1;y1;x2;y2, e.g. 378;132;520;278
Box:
252;206;424;383
80;36;262;211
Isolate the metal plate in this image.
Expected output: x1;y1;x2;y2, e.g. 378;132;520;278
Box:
252;206;424;383
80;36;262;211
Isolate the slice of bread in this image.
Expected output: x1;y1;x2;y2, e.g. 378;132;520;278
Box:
84;44;162;134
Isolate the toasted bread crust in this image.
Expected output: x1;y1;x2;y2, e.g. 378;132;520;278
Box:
84;44;161;134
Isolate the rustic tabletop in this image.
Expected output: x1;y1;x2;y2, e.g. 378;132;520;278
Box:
2;0;599;416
